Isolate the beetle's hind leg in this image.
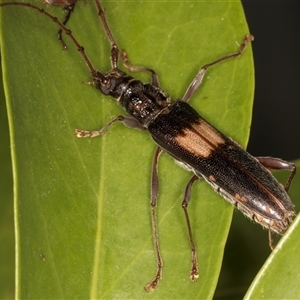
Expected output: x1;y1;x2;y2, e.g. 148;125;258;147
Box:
256;156;296;192
182;174;201;282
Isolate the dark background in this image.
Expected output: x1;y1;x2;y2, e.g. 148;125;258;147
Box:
215;2;300;299
244;1;299;160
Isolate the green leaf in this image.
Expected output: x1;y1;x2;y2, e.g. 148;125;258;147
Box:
0;58;14;300
0;1;253;299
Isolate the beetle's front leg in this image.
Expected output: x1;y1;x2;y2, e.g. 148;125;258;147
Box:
120;50;160;88
75;115;145;138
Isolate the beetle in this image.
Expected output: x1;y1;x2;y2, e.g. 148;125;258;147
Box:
0;0;296;292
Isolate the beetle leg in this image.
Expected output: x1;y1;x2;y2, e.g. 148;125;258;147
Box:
144;147;163;292
93;0;121;69
268;230;275;250
182;174;201;282
75;115;145;138
182;35;254;102
120;50;160;87
256;157;296;191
